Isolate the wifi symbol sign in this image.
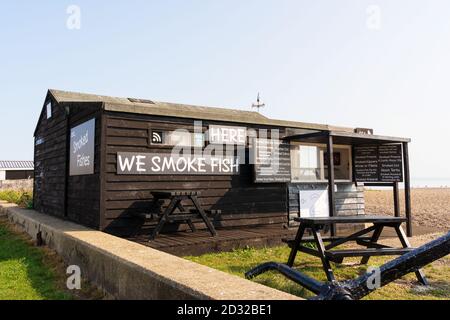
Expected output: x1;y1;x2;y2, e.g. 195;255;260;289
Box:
152;131;163;144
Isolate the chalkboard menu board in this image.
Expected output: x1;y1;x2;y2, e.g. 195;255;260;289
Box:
354;146;379;182
354;145;403;182
378;145;403;182
254;139;292;183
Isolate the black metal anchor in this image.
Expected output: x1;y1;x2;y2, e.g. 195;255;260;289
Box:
245;232;450;300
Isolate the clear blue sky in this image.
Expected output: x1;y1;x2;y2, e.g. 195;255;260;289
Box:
1;1;449;181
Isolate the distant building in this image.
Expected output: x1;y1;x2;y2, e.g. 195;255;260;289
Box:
0;161;34;181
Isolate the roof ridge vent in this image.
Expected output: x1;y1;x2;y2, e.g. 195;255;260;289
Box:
128;98;155;104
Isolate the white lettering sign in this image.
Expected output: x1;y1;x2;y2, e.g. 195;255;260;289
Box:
209;125;247;145
70;119;95;176
117;153;240;175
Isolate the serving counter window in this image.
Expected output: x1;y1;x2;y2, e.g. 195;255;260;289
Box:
291;143;352;182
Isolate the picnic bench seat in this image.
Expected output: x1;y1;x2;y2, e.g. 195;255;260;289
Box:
134;190;218;241
282;236;373;247
133;209;222;221
286;215;428;285
189;209;222;218
324;248;414;259
151;190;201;197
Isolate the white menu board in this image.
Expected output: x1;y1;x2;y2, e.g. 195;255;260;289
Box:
299;188;330;218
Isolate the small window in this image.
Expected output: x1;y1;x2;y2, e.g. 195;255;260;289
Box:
291;144;352;182
46;102;52;119
291;145;322;182
324;148;352;181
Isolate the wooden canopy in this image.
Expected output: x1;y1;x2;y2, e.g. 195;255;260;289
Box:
284;130;413;237
283;130;411;145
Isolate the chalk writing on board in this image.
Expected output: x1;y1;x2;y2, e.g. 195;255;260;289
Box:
254;139;291;183
354;146;379;182
354;144;403;182
378;145;403;182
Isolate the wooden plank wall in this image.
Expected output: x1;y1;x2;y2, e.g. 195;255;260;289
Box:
102;112;289;236
288;183;365;227
34;101;103;228
33;97;67;217
66;103;102;229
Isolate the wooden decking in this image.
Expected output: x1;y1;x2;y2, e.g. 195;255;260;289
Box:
125;222;436;257
128;226;297;256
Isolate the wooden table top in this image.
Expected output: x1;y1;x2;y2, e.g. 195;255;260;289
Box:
151;190;201;197
294;215;407;225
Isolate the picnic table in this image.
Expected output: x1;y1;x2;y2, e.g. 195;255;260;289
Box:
135;191;219;241
285;215;428;285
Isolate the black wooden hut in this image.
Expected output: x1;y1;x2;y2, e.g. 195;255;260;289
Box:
33;89;413;238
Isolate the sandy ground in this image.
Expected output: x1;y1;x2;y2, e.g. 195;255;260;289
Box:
365;188;450;232
378;231;446;248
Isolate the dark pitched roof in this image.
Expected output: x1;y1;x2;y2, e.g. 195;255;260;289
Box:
284;130;411;144
48;89;354;132
0;161;34;170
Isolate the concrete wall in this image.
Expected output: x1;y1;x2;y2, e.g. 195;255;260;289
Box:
0;202;299;301
0;179;33;191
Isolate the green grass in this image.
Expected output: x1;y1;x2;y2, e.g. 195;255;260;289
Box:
0;190;33;208
186;246;450;300
0;221;71;300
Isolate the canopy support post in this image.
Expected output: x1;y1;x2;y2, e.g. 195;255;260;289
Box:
327;133;337;237
393;182;401;218
403;142;413;237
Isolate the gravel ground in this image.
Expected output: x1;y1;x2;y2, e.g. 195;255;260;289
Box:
378;232;446;248
365;188;450;232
